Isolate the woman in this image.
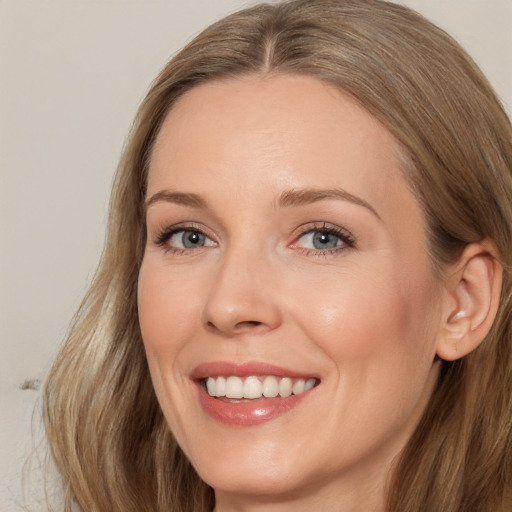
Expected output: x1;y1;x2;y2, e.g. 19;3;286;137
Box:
44;0;512;510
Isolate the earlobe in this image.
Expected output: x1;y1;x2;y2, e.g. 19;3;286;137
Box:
436;241;502;361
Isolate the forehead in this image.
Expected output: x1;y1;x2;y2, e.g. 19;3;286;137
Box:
148;73;421;230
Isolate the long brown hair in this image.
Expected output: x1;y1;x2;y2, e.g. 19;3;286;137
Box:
44;1;512;510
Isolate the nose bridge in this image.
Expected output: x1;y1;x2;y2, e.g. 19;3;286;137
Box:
202;238;281;335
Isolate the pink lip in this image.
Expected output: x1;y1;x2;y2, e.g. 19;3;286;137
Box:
190;361;318;380
191;361;318;426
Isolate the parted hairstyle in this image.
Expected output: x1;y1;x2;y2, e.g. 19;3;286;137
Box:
44;0;512;510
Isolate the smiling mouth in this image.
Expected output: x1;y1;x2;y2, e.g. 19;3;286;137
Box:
203;375;319;400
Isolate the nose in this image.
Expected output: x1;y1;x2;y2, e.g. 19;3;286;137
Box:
202;248;282;337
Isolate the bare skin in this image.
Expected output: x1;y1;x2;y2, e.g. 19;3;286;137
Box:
138;74;489;511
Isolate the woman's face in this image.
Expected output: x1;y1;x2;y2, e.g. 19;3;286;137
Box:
138;74;445;509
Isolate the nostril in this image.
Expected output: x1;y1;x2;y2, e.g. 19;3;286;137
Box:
206;319;266;335
239;321;262;327
232;320;268;334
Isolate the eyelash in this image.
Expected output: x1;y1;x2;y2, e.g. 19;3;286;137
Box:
153;222;356;256
291;222;356;257
154;223;213;255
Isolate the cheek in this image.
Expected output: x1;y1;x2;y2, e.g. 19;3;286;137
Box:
137;260;201;367
137;259;205;437
291;262;441;376
296;264;442;443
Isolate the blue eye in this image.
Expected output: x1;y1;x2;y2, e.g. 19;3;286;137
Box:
299;231;343;250
171;230;205;248
156;227;216;252
169;230;215;249
310;231;341;249
293;225;355;253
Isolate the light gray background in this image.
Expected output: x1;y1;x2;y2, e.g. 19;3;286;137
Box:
1;1;511;510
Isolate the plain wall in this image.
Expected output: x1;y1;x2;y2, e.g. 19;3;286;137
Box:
1;1;510;509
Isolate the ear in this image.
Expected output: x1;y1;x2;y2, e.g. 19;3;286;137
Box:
436;241;502;361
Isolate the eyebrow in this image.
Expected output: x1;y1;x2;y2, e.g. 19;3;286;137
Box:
279;188;381;220
145;187;381;220
145;190;207;209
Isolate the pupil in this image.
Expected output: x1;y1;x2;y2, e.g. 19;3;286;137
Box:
183;231;204;248
313;231;337;249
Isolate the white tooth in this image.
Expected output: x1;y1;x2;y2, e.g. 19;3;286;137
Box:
226;376;243;398
279;377;293;397
243;376;263;399
206;377;216;397
292;379;305;395
304;378;316;391
262;376;279;397
215;376;226;397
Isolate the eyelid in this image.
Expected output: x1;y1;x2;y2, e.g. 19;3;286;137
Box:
152;222;217;250
289;222;356;252
150;220;356;256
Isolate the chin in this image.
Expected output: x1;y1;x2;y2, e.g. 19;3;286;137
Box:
192;444;310;498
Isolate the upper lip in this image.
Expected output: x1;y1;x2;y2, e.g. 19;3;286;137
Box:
190;361;320;381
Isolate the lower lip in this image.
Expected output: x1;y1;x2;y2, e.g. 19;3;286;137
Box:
196;384;312;426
